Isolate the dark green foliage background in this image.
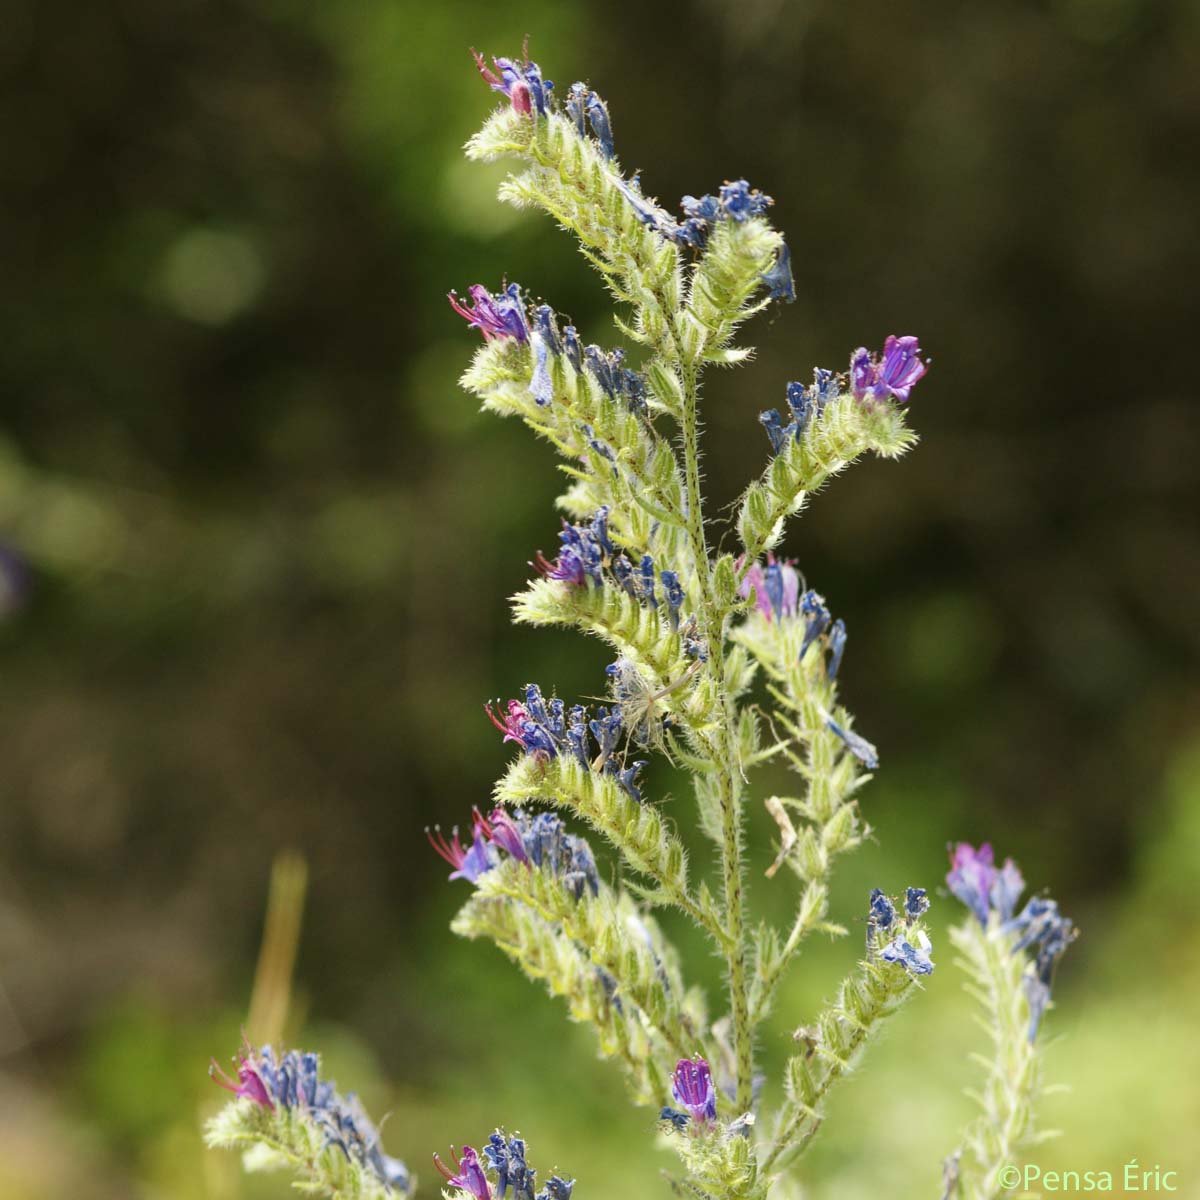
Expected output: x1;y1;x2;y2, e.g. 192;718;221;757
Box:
1;1;1197;1197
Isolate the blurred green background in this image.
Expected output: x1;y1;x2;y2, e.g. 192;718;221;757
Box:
1;0;1198;1197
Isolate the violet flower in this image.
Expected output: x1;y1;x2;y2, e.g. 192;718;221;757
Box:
472;50;552;117
945;842;997;926
670;1056;717;1124
449;283;529;343
435;1145;492;1200
850;335;928;404
427;823;496;884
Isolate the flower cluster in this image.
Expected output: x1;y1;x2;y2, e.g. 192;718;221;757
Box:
660;1056;719;1129
472;51;792;310
758;368;841;454
435;1132;575;1200
947;843;1077;1039
850;335;928;404
429;805;600;900
738;562;872;765
534;508;692;637
487;684;648;802
209;1043;410;1194
534;508;614;588
866;886;936;975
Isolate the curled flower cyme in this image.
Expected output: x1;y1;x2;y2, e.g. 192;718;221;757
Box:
209;1043;411;1194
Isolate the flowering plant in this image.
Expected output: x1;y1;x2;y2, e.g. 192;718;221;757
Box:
204;46;1077;1200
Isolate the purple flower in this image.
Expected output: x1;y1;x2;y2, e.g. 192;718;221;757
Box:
946;842;997;926
449;284;529;343
990;857;1025;923
739;555;799;621
671;1056;717;1124
534;515;607;588
210;1045;275;1110
850;335;928;404
478;808;531;865
435;1146;493;1200
427;822;496;884
486;698;559;758
472;49;551;117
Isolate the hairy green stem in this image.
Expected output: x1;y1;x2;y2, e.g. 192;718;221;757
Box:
678;357;754;1112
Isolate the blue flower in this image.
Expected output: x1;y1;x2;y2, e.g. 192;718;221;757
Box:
759;408;793;455
532;305;562;355
562;326;583;373
799;590;831;658
718;179;773;221
583;346;646;411
761;242;795;302
565;82;588;137
615;760;646;804
585;91;614;159
825;717;879;769
485;1132;536;1200
612;553;635;595
580;423;617;467
905;886;930;920
869;887;896;932
880;933;935;976
660;570;685;630
990;857;1025;923
639;554;658;608
538;1178;575;1200
826;618;847;680
680;194;721;222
